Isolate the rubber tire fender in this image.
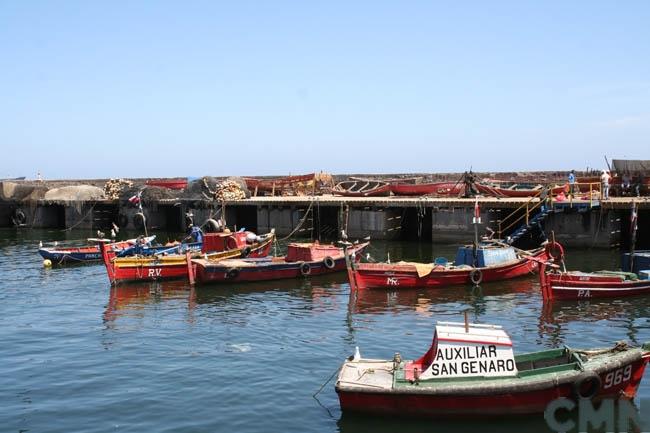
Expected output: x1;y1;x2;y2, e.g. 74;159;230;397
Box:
226;268;240;279
204;218;220;233
241;246;252;258
14;209;26;225
573;372;601;400
323;256;336;270
300;262;311;276
470;268;483;285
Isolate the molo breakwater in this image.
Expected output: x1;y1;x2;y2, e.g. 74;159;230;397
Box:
1;174;649;249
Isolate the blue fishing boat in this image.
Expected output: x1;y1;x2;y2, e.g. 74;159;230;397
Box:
38;236;156;264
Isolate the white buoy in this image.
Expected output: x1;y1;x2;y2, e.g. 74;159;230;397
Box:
43;259;52;268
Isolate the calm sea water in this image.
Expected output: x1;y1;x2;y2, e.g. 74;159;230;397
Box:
1;229;649;433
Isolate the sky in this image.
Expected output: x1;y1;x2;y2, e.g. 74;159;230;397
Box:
1;1;649;179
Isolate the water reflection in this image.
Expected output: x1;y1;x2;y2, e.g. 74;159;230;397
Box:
337;412;552;433
103;273;351;328
347;276;541;315
103;280;197;326
540;298;650;347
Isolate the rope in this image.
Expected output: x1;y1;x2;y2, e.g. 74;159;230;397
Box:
278;200;315;241
61;202;99;232
313;366;341;398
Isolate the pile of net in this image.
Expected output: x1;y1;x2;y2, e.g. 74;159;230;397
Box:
118;185;178;202
0;182;48;201
43;185;105;201
214;180;247;201
104;178;134;200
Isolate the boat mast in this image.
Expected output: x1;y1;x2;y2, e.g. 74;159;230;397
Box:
473;197;481;267
629;201;638;272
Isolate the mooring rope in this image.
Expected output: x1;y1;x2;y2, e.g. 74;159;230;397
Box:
278;199;315;241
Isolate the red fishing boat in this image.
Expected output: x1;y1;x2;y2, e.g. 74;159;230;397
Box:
336;320;650;417
345;241;553;290
100;230;275;285
145;178;188;190
540;263;650;301
390;181;464;196
191;241;369;284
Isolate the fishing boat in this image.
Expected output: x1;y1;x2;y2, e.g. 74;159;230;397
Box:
100;230;275;285
345;240;553;290
540;264;650;301
390;181;464;197
244;173;316;193
333;180;391;197
190;240;369;284
336;320;650;417
145;178;188;190
474;181;567;198
38;236;156;264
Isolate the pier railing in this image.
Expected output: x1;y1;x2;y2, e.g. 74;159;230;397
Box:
563;182;601;208
496;182;602;240
497;196;546;240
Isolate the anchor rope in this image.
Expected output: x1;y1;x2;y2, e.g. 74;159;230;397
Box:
278;199;315;242
60;201;99;232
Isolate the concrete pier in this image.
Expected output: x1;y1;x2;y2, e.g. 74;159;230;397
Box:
2;193;649;249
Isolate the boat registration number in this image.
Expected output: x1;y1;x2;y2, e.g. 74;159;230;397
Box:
386;277;399;286
603;365;632;389
577;290;591;298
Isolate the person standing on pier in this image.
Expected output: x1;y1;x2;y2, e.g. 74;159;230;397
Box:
600;170;611;200
568;170;576;197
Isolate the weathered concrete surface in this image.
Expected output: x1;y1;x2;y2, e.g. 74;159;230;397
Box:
430;207;492;243
543;209;615;248
1;194;648;248
346;207;403;240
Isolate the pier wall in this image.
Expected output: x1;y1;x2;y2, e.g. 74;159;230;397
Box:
1;196;648;249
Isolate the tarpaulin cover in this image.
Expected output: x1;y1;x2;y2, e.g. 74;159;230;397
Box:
612;160;650;174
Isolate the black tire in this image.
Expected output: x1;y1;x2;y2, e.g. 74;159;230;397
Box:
323;256;336;269
14;209;26;225
226;268;240;279
241;246;251;258
133;212;146;230
300;262;311;276
470;268;483;285
573;373;601;399
204;218;220;233
117;214;129;228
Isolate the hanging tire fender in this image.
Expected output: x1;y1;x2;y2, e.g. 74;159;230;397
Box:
470;268;483;285
300;262;311;276
323;256;336;270
241;246;252;258
13;209;26;225
226;268;240;279
204;218;220;233
573;372;601;399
